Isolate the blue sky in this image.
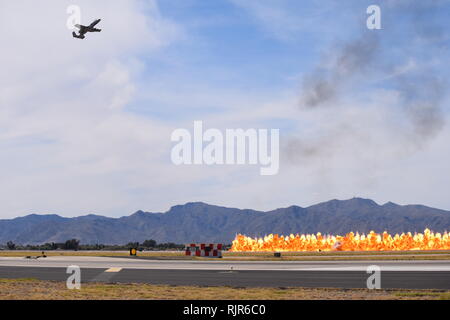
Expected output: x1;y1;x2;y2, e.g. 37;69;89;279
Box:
131;0;449;123
0;0;449;218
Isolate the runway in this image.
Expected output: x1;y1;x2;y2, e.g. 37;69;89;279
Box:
1;256;450;271
0;257;449;289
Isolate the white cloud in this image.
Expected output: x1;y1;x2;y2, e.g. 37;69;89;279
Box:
0;0;183;218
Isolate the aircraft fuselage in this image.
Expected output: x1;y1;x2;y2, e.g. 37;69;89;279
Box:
72;19;102;39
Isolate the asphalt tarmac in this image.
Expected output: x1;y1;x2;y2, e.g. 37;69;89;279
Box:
0;257;449;289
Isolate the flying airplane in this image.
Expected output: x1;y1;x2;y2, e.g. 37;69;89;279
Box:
72;19;102;39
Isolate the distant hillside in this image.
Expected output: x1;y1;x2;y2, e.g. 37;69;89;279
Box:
0;198;449;245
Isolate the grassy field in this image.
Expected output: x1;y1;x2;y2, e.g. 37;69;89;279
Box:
1;250;450;261
0;278;449;300
0;250;182;257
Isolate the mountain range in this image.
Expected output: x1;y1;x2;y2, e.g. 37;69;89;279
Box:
0;198;449;245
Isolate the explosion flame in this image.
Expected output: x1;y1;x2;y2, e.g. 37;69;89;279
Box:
230;229;450;252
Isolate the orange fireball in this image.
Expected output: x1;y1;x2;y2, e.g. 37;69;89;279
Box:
229;229;450;252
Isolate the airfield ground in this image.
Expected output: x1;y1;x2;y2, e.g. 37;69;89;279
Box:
0;251;449;300
0;278;449;300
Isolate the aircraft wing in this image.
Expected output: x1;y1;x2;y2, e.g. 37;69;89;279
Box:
90;28;101;32
89;19;101;28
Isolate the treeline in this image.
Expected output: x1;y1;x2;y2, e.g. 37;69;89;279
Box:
1;239;185;251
